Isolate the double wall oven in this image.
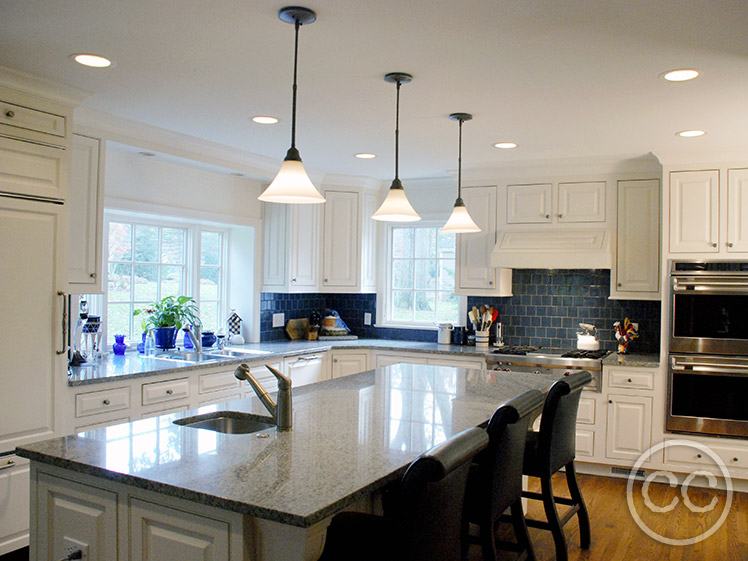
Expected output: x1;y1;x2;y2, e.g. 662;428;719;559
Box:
668;261;748;438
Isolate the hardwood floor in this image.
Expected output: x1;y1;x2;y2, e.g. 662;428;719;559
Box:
472;472;748;561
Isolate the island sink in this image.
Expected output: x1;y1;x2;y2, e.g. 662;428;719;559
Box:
173;411;275;434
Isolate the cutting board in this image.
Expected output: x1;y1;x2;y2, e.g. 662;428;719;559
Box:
285;318;309;340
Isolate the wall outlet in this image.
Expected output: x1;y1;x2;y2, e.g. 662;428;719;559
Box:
364;312;372;326
63;537;88;560
272;313;285;328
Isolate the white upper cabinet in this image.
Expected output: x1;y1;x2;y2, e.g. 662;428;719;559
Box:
669;170;720;253
322;190;359;288
507;183;552;223
262;202;319;292
68;134;104;291
612;179;660;299
727;169;748;252
455;185;512;296
557;181;606;222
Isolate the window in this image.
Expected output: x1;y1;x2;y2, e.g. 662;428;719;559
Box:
102;215;227;345
385;224;459;326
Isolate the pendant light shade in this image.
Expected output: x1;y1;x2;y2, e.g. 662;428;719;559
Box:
372;73;421;222
441;113;481;233
258;7;325;205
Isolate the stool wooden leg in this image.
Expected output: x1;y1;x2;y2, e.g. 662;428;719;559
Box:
565;462;590;549
510;499;536;561
540;475;568;561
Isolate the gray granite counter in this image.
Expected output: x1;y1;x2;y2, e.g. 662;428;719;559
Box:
602;352;660;368
68;339;497;386
22;364;559;528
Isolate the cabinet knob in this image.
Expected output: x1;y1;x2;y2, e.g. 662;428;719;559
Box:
166;389;173;395
5;110;14;118
712;242;718;248
627;378;632;383
728;242;734;248
608;400;613;404
102;399;110;405
324;278;328;283
545;214;550;219
292;278;296;283
696;453;702;459
333;359;338;363
488;280;493;286
733;457;739;462
558;213;563;218
89;272;97;279
617;282;622;287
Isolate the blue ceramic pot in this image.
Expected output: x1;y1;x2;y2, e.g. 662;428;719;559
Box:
153;326;178;349
113;334;127;356
201;331;217;348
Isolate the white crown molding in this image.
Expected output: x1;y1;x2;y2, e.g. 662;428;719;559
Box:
654;150;748;169
0;65;91;107
104;196;260;228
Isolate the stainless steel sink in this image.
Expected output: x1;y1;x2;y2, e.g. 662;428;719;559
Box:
174;411;275;434
156;352;224;363
204;349;272;358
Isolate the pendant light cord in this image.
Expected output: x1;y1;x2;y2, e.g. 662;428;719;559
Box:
457;118;463;199
291;19;301;150
394;80;401;181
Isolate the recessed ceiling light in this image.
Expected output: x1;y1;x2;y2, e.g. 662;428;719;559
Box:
252;116;279;125
355;153;377;159
494;142;518;149
662;69;700;82
137;151;156;157
676;130;706;138
70;53;112;68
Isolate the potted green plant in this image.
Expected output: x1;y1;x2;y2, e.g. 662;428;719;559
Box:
134;296;201;349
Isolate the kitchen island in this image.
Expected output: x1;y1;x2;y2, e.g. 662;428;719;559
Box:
18;363;563;561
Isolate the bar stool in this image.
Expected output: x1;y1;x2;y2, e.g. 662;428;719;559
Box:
522;371;592;561
466;389;545;561
317;426;489;561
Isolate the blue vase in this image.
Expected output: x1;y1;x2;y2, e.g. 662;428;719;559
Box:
153;327;177;349
201;331;217;348
113;334;127;356
184;329;193;349
137;332;146;353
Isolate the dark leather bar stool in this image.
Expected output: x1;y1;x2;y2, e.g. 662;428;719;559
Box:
522;370;593;561
466;389;545;561
317;426;489;561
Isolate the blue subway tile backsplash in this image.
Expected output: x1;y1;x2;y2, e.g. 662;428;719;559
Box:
261;269;661;353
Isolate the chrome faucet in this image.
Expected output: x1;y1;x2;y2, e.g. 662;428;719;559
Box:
234;363;293;431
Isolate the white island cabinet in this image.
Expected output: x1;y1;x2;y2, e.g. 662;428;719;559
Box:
21;364;560;561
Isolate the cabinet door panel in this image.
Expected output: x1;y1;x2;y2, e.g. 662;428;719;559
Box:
458;186;497;289
130;498;229;561
331;353;368;379
290;204;318;288
507;183;551;224
616;179;659;293
0;456;29;556
669;170;719;253
37;473;118;561
606;394;652;461
557;181;606;222
0;136;64;200
322;190;359;288
727;168;748;252
262;203;288;287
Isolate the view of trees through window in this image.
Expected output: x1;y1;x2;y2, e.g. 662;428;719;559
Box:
390;226;458;324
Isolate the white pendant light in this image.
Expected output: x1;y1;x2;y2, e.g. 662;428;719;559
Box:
258;7;325;204
441;113;481;233
372;73;421;222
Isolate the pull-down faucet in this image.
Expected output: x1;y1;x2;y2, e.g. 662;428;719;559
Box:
234;364;293;431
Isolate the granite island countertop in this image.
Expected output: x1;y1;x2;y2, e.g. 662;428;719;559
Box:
21;364;562;527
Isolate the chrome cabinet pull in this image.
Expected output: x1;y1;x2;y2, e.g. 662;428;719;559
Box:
5;110;14;118
102;399;110;405
0;459;17;471
166;389;173;395
56;291;68;355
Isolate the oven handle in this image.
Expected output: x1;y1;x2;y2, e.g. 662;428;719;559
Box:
672;277;748;293
671;357;748;375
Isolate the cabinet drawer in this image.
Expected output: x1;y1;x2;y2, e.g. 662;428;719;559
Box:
0;136;64;200
0;100;66;145
198;371;240;394
141;378;189;406
577;396;596;424
664;440;748;470
75;387;130;418
608;368;654;390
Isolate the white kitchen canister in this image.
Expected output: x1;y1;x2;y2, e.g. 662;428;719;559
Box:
437;323;453;344
475;330;490;348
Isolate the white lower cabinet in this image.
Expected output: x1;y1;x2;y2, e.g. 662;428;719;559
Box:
283;353;329;387
0;455;30;556
605;394;652;461
330;351;369;379
374;352;485;370
130;498;230;561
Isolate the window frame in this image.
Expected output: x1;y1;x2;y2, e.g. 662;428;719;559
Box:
378;221;465;330
97;211;229;345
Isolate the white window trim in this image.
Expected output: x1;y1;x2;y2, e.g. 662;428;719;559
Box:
375;220;466;330
97;211;230;344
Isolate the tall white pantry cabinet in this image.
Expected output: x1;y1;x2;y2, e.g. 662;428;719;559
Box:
0;69;87;555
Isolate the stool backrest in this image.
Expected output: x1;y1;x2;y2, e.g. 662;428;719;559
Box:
539;371;592;474
480;390;545;520
398;426;489;561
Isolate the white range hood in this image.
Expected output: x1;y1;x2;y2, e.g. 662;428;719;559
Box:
490;228;612;269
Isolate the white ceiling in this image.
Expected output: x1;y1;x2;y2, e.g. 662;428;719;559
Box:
3;0;748;181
